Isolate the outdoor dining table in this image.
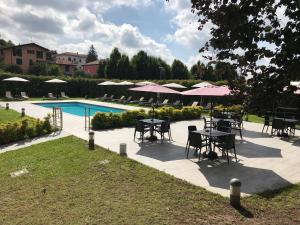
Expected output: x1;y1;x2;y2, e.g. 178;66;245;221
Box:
193;129;230;160
274;117;298;136
140;118;164;141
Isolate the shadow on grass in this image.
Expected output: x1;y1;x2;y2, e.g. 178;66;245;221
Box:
256;183;297;199
233;205;254;218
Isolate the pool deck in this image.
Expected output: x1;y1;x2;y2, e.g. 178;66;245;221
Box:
1;100;300;197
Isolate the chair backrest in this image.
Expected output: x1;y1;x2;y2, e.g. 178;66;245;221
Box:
163;116;171;122
222;134;236;149
217;120;231;132
189;132;204;148
191;101;198;107
48;93;54;97
162;99;169;104
188;125;197;139
127;96;132;101
160;121;170;133
148;98;153;103
173;100;180;105
136;115;145;121
103;94;107;98
272;118;285;129
110;95;114;99
120;96;125;100
264;114;270;125
135;120;146;132
139;97;144;102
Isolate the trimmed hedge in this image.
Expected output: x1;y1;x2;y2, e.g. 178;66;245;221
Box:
0;115;54;145
91;106;203;130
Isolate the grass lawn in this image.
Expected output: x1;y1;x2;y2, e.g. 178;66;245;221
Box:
0;108;23;124
1;136;300;224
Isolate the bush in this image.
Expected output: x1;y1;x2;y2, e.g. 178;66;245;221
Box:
4;65;23;74
0;116;54;145
92;106;204;130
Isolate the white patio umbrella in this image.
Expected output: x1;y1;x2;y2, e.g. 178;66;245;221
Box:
135;81;156;86
97;81;118;85
2;77;29;82
191;81;215;88
290;81;300;87
162;83;187;89
118;81;134;85
45;78;67;83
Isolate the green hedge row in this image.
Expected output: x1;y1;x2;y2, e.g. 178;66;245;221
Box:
0;71;228;99
0;115;54;145
91;106;204;130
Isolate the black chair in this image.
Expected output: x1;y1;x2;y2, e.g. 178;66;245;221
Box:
231;117;243;139
155;121;171;143
186;131;208;159
185;125;197;152
203;117;214;130
134;120;150;142
262;114;271;133
214;134;237;164
216;120;231;133
271;118;286;136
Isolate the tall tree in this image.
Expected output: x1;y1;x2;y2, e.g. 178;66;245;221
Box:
0;39;14;49
86;45;98;63
171;59;189;79
97;59;107;78
117;54;132;79
106;48;122;78
131;50;149;79
190;61;207;80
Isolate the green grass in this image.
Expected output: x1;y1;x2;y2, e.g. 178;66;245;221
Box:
1;136;300;224
0;108;23;124
245;114;264;124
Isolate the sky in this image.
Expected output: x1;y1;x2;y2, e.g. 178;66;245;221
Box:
0;0;212;68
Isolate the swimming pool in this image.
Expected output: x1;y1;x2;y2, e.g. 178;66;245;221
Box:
35;102;125;117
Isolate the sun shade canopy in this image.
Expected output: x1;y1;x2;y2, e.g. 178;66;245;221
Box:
135;81;156;86
181;85;232;96
191;81;215;88
3;77;29;82
97;81;118;85
118;81;134;85
45;79;67;83
162;83;187;89
129;84;180;94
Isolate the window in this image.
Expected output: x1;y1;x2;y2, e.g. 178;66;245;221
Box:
13;47;22;57
68;57;71;61
36;51;43;59
27;50;35;54
65;65;70;72
16;58;22;65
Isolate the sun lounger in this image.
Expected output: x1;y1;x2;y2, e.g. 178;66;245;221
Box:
61;92;69;98
130;97;144;104
140;98;154;106
190;101;199;107
123;96;132;104
158;99;169;106
105;95;114;101
112;96;125;102
5;91;14;100
20;92;29;99
48;93;56;99
172;100;181;107
97;94;107;101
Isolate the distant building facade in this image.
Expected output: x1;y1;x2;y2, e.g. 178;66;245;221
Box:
56;52;87;70
0;43;50;72
82;60;99;75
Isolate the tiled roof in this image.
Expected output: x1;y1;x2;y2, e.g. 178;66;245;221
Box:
57;52;87;57
84;60;100;65
0;42;49;51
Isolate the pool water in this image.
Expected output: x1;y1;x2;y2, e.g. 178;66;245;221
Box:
35;102;125;117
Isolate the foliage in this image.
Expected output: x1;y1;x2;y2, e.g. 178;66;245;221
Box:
28;62;62;76
171;59;189;79
47;64;62;76
0;115;54;145
97;59;107;78
106;47;122;78
0;38;14;49
73;69;86;77
4;64;23;74
86;45;98;63
92;106;204;130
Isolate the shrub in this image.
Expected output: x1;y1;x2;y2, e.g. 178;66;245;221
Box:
0;116;54;145
4;65;23;74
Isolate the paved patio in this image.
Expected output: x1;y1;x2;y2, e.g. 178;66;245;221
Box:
1;100;300;197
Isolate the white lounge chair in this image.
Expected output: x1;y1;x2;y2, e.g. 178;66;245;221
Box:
5;91;14;100
191;101;199;107
21;92;29;99
98;94;107;101
159;99;169;106
61;92;69;98
48;93;56;99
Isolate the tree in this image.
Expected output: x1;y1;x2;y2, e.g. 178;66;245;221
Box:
86;45;98;63
190;61;207;80
0;39;14;49
117;54;132;79
131;50;149;79
97;59;107;78
214;62;237;81
106;48;122;78
28;62;48;76
48;64;62;76
171;59;189;79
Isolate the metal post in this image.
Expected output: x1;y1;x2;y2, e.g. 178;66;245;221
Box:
21;108;25;117
230;178;241;207
120;143;127;157
5;103;9;110
88;131;95;150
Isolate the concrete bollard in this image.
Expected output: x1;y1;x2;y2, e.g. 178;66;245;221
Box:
21;108;25;117
230;178;241;207
5;103;9;110
88;131;95;150
119;143;127;157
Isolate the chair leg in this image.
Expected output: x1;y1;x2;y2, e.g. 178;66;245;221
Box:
233;147;237;162
134;130;136;140
226;150;229;165
185;140;189;153
239;130;242;139
198;146;202;160
266;125;269;133
186;145;190;158
262;125;265;133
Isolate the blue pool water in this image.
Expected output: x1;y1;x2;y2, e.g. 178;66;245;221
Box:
35;102;125;117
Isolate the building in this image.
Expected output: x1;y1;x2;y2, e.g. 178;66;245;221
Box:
55;59;77;76
55;52;87;70
82;60;99;75
0;43;50;72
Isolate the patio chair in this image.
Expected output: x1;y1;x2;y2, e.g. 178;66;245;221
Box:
231;117;243;139
216;120;232;133
271;118;286;136
155;121;171;143
203;117;214;130
214;133;237;164
112;96;125;102
48;93;56;99
105;95;114;101
262;114;271;133
5;91;14;100
130;97;144;104
286;121;296;136
186;131;208;159
140;97;154;106
172;100;181;108
20;92;29;99
190;101;198;107
158;99;169;107
185;125;197;153
61;92;69;98
134;120;150;142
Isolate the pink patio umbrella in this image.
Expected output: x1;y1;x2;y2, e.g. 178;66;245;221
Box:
181;85;232;96
129;84;180;94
